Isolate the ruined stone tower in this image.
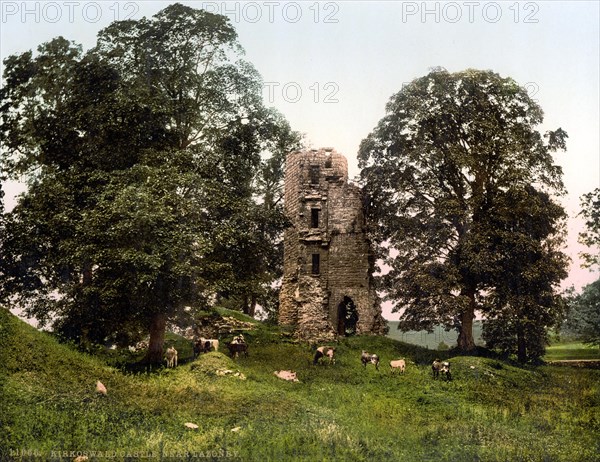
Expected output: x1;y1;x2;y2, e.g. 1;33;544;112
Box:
278;148;388;342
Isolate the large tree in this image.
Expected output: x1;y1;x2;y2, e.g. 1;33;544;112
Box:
0;4;299;363
358;68;568;351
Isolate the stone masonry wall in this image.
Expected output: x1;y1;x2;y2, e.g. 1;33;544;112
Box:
279;148;387;342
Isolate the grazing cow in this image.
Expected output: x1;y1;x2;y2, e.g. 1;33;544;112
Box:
361;350;380;370
231;334;245;344
96;380;107;396
432;359;441;379
313;346;336;365
193;339;209;358
227;341;248;359
165;346;178;368
201;338;219;352
390;359;406;374
193;338;219;358
440;361;452;381
432;359;451;380
274;370;299;382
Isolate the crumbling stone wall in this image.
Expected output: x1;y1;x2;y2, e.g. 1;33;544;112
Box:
279;148;387;342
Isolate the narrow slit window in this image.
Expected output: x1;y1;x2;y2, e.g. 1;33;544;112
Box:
311;208;320;228
310;166;320;184
312;254;320;275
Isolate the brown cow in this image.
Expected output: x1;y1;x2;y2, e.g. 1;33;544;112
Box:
313;346;336;365
361;350;380;370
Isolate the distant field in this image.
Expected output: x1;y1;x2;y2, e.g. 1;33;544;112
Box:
386;320;485;350
386;322;600;361
544;342;600;361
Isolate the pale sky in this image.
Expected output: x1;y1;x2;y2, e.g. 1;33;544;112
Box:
1;1;599;318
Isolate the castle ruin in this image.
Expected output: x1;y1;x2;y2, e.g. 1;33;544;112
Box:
278;148;388;342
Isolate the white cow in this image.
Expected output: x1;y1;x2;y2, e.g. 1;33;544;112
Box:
165;346;178;368
390;359;406;373
274;370;299;382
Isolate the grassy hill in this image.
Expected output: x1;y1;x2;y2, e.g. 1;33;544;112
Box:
1;309;599;462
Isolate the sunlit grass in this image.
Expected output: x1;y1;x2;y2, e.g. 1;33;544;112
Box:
1;309;599;461
545;342;600;360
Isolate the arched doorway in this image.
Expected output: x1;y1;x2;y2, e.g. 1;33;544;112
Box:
337;296;358;336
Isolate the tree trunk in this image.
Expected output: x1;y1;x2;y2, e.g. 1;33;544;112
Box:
242;294;250;315
457;292;476;351
248;294;257;318
145;312;167;364
517;324;527;363
242;294;257;318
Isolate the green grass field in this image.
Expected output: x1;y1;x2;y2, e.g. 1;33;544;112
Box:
386;321;485;350
387;321;600;362
1;309;599;461
544;342;600;361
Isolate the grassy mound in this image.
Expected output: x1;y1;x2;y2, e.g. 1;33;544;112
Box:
1;308;599;461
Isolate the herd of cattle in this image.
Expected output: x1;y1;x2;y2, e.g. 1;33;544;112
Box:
165;336;452;380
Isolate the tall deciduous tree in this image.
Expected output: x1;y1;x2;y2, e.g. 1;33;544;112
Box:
0;4;298;363
358;68;568;351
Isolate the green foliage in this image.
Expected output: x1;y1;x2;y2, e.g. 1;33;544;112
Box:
1;309;599;461
0;4;301;362
358;68;568;353
563;278;600;346
578;188;600;269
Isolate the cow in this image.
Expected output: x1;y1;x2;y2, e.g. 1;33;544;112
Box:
231;334;245;345
274;370;299;382
390;359;406;374
165;346;178;368
432;359;451;380
440;361;452;381
361;350;380;370
313;346;336;365
432;359;441;379
202;338;219;352
96;380;107;395
227;341;248;359
193;338;219;358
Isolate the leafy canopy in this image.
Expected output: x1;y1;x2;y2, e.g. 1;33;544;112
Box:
0;4;301;361
358;68;568;353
